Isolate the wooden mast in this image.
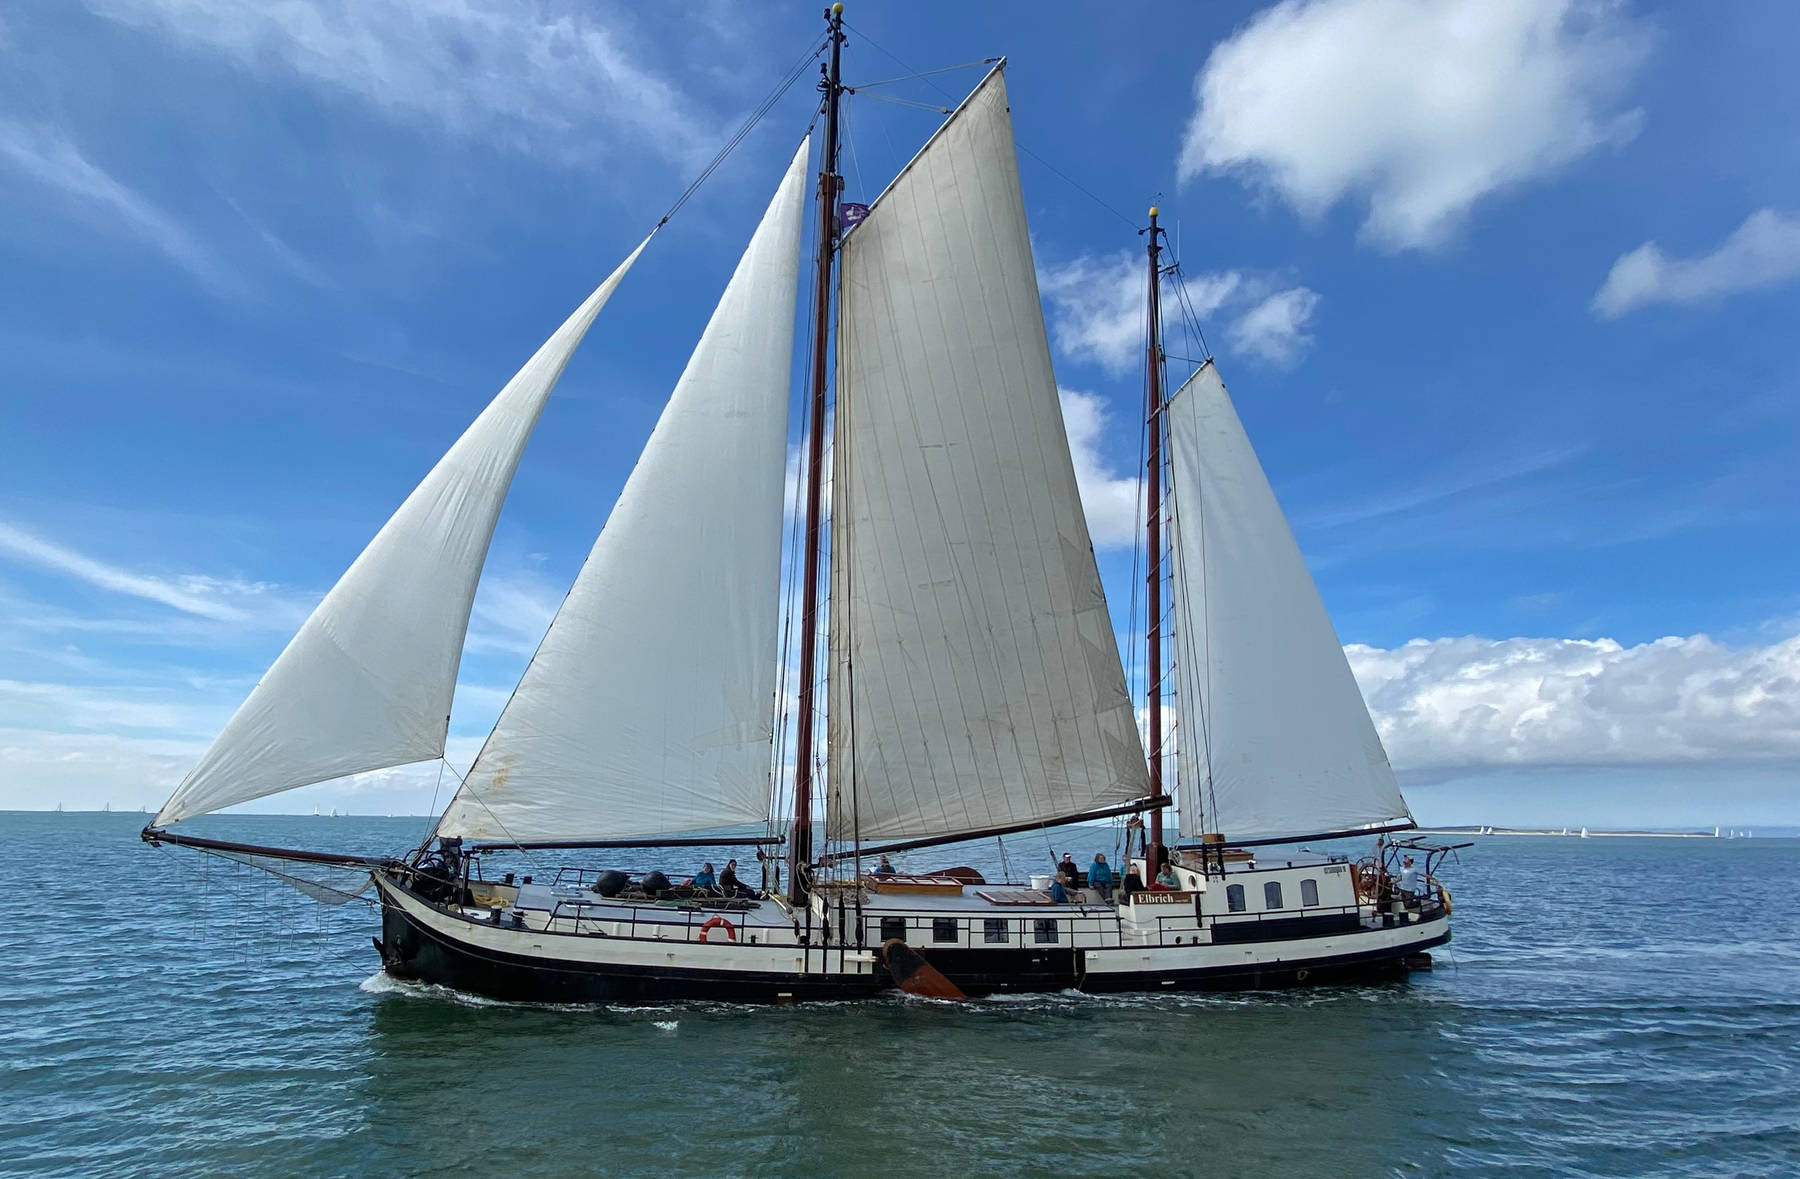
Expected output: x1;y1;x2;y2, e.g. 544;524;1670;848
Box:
789;2;845;904
1145;206;1166;865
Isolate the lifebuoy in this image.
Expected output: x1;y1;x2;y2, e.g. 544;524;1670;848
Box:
699;916;738;943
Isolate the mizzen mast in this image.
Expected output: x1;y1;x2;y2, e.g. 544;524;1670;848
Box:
789;2;846;903
1144;206;1168;861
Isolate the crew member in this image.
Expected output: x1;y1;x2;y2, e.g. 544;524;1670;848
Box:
1089;854;1116;902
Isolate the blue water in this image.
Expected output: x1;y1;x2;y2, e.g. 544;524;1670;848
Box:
2;812;1796;1177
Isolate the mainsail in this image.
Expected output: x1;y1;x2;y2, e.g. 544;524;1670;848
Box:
827;66;1149;846
434;141;811;844
153;242;650;826
1166;361;1413;844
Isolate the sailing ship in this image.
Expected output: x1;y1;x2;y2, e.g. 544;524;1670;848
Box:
143;8;1454;1003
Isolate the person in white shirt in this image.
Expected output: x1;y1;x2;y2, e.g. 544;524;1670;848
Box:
1399;855;1422;904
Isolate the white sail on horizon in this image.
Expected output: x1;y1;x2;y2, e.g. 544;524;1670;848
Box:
435;140;811;844
153;239;651;827
827;67;1150;846
1167;360;1412;844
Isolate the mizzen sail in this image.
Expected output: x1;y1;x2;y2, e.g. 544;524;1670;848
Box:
153;241;649;826
827;67;1148;846
1167;361;1412;843
434;141;811;844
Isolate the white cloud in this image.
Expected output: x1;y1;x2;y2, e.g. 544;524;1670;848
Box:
0;119;234;290
1180;0;1650;250
1041;250;1317;370
464;568;563;656
1037;251;1155;375
1592;208;1800;318
0;521;269;621
1058;389;1140;549
1349;630;1800;773
1227;286;1320;365
86;0;716;166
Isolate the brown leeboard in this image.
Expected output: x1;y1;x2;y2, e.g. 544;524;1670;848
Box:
880;939;967;999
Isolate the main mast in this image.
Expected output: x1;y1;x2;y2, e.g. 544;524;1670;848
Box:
790;2;845;904
1144;206;1167;862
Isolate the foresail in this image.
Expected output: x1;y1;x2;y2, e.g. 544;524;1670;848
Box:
153;241;650;826
828;67;1148;846
1167;361;1412;843
434;141;811;844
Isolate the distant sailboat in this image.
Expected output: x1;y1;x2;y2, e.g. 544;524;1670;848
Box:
1579;827;1590;839
143;8;1453;1004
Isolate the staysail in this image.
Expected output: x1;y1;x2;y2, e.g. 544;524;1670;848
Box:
153;242;650;826
434;141;811;844
827;66;1149;846
1166;361;1412;843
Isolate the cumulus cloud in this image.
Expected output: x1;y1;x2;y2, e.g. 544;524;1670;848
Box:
1227;287;1320;365
1593;208;1800;318
85;0;716;166
1040;250;1318;370
1349;630;1800;773
1180;0;1650;250
1058;389;1140;548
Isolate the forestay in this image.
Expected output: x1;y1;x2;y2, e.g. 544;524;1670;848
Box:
435;141;810;844
153;241;649;827
827;67;1148;845
1166;361;1413;843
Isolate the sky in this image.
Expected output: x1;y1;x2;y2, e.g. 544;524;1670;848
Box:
1;0;1796;828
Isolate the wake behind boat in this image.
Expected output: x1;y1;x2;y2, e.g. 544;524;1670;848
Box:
144;7;1455;1004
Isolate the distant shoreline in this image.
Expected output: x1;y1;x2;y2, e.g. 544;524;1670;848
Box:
1416;827;1718;839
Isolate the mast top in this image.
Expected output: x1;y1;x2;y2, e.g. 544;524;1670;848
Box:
1148;205;1158;218
832;2;843;13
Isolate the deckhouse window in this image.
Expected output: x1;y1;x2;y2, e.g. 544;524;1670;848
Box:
1300;878;1320;907
879;916;906;942
932;918;958;943
1264;881;1284;910
1033;918;1059;944
1226;884;1246;912
984;918;1009;944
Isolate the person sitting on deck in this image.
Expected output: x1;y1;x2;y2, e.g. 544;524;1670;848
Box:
1151;862;1180;890
1057;852;1082;887
875;855;895;875
1089;854;1115;902
1048;876;1070;903
719;858;756;899
690;862;717;892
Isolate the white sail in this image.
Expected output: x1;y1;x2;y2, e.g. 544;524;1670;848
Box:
1167;361;1412;843
827;67;1148;845
434;142;810;844
153;241;650;826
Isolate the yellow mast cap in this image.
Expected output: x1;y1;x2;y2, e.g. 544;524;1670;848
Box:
1148;205;1159;218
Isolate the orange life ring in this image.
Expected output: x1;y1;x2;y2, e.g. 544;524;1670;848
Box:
699;916;738;943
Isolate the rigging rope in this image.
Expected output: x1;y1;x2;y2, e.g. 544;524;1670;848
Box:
658;32;829;227
839;20;1137;230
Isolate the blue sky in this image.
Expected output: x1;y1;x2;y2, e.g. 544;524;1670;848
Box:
1;0;1796;827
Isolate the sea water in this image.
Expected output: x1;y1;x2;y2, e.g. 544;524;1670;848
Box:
2;811;1796;1177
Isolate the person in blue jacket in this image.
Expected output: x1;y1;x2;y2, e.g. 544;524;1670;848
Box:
1089;853;1115;902
690;862;717;892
